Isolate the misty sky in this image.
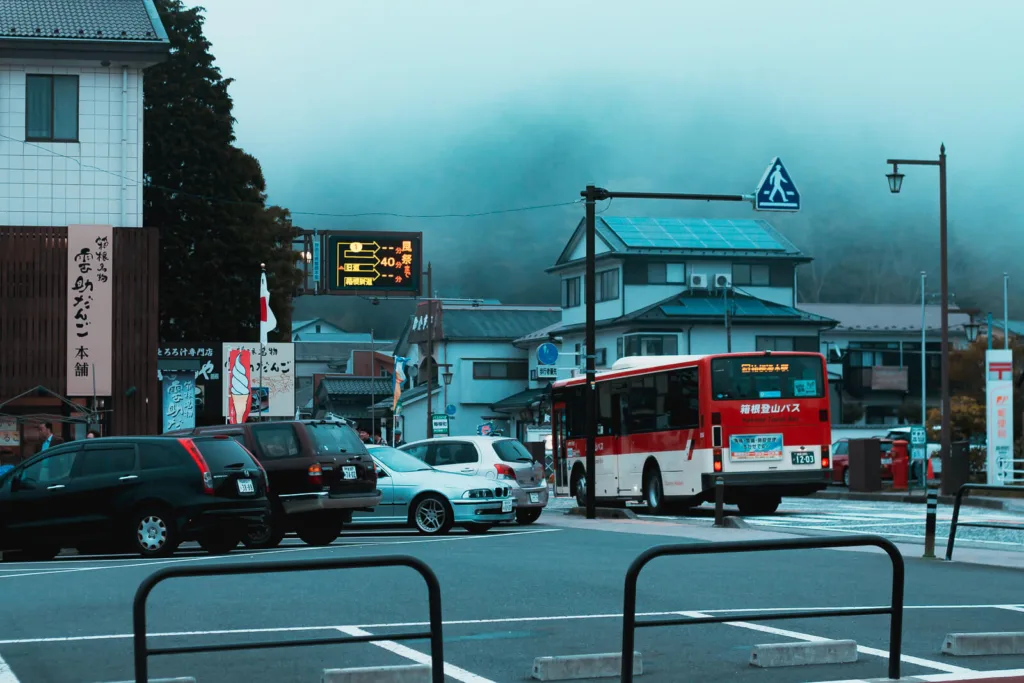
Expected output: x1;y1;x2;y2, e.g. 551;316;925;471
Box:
187;0;1024;313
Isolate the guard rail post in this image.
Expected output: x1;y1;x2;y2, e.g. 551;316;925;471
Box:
945;483;1024;561
923;488;938;559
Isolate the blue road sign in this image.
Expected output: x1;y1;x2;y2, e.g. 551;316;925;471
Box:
754;157;800;212
537;342;559;366
445;403;457;417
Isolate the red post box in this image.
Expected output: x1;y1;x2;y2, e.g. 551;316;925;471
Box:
891;439;909;490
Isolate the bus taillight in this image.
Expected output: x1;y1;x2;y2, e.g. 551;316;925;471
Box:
821;455;830;468
713;448;722;472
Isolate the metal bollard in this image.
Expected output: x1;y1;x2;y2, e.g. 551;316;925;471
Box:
923;487;938;558
714;477;725;527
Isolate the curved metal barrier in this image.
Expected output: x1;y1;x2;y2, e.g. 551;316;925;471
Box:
621;535;905;681
133;555;444;683
945;483;1024;561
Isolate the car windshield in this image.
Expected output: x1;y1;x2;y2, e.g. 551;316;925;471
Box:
492;439;534;463
306;422;367;455
711;355;825;400
371;446;432;472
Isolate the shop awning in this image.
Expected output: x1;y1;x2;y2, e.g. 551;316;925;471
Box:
490;387;549;414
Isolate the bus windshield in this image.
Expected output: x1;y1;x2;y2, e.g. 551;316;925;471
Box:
711;355;824;401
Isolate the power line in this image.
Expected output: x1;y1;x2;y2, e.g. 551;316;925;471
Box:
0;133;583;219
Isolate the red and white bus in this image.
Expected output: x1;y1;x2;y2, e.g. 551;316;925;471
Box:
551;351;832;515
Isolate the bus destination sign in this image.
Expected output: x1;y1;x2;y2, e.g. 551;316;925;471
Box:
741;362;790;374
326;232;422;295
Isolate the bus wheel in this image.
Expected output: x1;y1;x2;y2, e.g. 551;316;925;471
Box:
644;466;666;515
572;468;587;507
737;495;781;516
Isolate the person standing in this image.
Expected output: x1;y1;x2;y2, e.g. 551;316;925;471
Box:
36;422;64;453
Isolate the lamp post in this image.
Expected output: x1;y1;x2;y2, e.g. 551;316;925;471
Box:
964;321;980;344
886;145;952;472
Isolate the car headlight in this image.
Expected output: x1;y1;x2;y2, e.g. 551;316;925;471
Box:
463;489;493;499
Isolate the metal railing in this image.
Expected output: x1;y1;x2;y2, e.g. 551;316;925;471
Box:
133;555;444;683
621;535;905;681
945;483;1024;561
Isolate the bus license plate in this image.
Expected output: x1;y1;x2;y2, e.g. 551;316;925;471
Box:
342;466;357;479
502;499;513;513
237;479;255;494
791;453;815;465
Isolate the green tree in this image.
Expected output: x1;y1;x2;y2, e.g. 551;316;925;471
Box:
143;0;301;343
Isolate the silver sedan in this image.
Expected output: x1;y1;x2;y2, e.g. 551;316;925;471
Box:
353;446;516;535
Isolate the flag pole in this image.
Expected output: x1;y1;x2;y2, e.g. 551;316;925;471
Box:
259;263;266;423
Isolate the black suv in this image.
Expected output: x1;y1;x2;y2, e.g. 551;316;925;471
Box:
168;419;379;548
0;435;270;560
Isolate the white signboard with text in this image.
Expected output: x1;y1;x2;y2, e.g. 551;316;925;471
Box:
221;343;295;418
985;349;1014;485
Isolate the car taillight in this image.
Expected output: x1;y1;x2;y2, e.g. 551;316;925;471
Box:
713;448;723;473
494;463;516;480
368;463;377;484
253;459;269;491
308;463;323;487
178;438;214;495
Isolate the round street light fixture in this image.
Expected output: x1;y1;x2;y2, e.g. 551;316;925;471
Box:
964;321;980;343
886;165;905;194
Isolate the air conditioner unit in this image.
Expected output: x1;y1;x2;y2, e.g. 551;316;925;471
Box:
713;273;732;289
689;273;708;290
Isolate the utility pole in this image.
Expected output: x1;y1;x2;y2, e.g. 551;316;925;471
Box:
370;328;376;440
424;262;435;439
724;283;732;353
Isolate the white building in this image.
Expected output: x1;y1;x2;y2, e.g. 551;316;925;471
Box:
515;216;837;384
0;0;169;228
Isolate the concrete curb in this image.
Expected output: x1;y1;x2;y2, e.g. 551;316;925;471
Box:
105;679;196;682
750;640;857;668
565;507;638;520
810;490;1007;510
722;516;749;529
942;632;1024;656
322;665;430;682
532;652;642;680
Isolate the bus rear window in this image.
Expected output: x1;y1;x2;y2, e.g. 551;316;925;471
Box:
711;355;824;400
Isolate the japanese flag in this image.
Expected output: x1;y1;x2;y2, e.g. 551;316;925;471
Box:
260;268;276;345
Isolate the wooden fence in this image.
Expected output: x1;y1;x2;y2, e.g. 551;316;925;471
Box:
0;226;160;435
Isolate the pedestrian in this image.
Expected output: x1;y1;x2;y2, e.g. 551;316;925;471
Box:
358;430;371;444
36;422;64;453
393;430;405;448
86;429;100;439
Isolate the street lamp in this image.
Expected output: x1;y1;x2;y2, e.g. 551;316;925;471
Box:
442;369;453;386
964;321;980;343
885;144;949;487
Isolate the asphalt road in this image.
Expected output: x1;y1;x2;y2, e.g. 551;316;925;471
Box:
1;520;1023;683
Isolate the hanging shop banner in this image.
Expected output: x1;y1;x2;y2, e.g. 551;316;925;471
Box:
161;371;197;433
66;224;113;396
222;343;295;418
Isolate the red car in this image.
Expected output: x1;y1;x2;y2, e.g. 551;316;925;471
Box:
830;438;894;487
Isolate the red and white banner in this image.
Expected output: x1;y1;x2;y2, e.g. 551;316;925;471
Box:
260;267;276;345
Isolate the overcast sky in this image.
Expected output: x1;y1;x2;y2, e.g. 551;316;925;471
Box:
187;0;1024;305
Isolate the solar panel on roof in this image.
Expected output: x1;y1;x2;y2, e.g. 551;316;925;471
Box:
602;217;787;251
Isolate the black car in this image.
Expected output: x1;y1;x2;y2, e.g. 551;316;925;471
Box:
0;435;271;560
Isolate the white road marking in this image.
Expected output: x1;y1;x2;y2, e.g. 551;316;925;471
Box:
996;606;1024;614
0;528;560;579
807;668;1024;683
0;653;19;683
337;626;496;683
0;604;1018;646
677;610;975;674
743;522;1024;547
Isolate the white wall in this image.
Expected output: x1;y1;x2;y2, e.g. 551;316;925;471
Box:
623;283;688;314
689;324;817;354
447;340;530;406
0;64;144;228
568;233;612;261
559;262;624;326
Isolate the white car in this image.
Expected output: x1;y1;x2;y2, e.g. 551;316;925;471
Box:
352;445;516;535
400;436;548;525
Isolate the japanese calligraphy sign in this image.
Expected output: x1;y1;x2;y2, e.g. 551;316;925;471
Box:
985;349;1014;485
221;343;295;418
161;371;197;433
66;224;113;396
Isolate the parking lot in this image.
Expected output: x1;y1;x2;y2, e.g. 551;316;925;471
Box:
2;511;1024;683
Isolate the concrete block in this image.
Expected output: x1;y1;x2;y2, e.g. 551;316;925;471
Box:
942;632;1024;656
749;640;858;668
722;516;749;529
566;507;638;520
531;652;642;680
322;664;430;683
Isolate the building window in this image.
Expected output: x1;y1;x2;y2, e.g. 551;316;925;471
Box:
473;361;528;380
595;269;619;302
575;344;607;367
623;334;678;356
732;263;771;286
647;262;686;284
755;336;819;353
315;324;322;333
26;74;79;142
562;276;581;308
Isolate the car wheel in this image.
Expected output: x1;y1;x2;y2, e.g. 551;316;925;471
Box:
242;519;286;549
463;523;493;534
516;508;542;525
842;468;850;488
412;494;453;535
737;496;781;516
295;518;342;546
132;509;179;558
644;466;666;515
197;530;242;555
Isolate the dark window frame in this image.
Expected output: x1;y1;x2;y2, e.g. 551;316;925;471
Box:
732;263;771;287
646;262;687;285
562;276;581;308
595;269;619;303
623;334;679;357
472;361;529;380
756;336;819;353
250;423;302;459
25;74;80;143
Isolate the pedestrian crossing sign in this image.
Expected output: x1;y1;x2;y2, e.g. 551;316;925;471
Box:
754;157;800;212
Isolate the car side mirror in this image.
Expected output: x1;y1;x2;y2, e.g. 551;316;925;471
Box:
10;475;30;492
376;468;388;478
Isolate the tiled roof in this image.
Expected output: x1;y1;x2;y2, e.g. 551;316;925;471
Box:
799;303;972;334
514;321;563;345
321;377;393;396
295;341;395;363
442;306;561;341
295;383;315;411
1;0;167;42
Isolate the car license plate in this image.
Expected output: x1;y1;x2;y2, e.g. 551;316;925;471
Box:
342;466;357;480
791;453;815;465
236;479;255;494
529;492;540;504
501;499;513;513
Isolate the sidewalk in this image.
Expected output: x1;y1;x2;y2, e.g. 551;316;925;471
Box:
811;489;1024;512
